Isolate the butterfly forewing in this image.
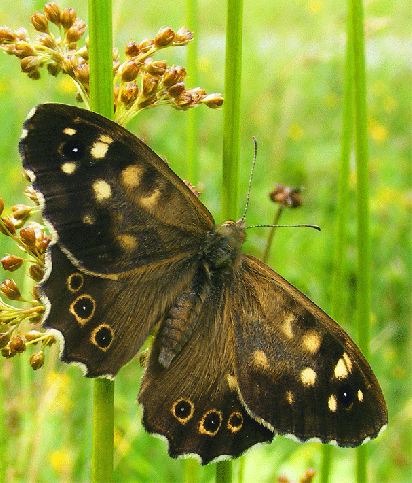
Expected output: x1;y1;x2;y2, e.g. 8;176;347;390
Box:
20;104;214;275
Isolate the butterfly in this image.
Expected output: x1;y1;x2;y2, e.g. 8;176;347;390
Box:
19;103;387;465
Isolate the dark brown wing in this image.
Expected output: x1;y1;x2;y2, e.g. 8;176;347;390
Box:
231;255;388;446
138;275;274;465
20;104;214;276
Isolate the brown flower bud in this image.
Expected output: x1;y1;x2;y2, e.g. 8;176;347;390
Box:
0;332;11;349
14;28;29;41
32;285;41;302
0;218;16;235
19;226;36;249
0;197;4;215
0;26;16;43
1;279;22;300
1;346;14;358
12;204;32;220
66;25;83;43
47;63;61;77
25;330;42;342
1;255;24;272
174;28;193;45
154;27;175;48
77;46;88;60
29;264;44;282
28;69;41;80
125;40;140;57
9;334;25;353
190;87;207;104
75;63;89;84
12;43;36;59
29;351;45;370
146;60;166;76
269;184;302;208
31;12;49;33
36;33;55;49
138;38;154;53
200;93;224;108
163;66;186;87
138;95;157;109
167;82;185;98
20;55;41;73
36;235;51;254
120;83;139;106
175;90;193;108
24;186;40;205
44;3;61;26
121;60;140;82
142;74;158;97
45;334;56;346
61;8;76;30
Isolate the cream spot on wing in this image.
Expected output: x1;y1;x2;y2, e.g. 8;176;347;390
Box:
63;127;76;136
253;349;269;369
286;391;294;404
140;188;161;209
82;213;95;225
328;394;337;412
227;374;239;391
26;107;36;120
121;165;144;188
343;352;352;371
302;331;322;353
61;161;77;174
334;352;352;379
358;389;364;402
91;141;110;159
92;179;112;201
300;367;317;386
282;313;294;339
21;128;28;140
98;134;114;144
117;234;138;252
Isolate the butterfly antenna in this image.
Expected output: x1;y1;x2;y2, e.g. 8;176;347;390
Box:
241;137;258;222
246;223;321;231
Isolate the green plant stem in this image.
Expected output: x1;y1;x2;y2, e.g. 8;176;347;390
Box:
351;0;370;481
88;1;115;482
221;0;243;222
185;0;200;185
320;6;354;483
263;205;284;264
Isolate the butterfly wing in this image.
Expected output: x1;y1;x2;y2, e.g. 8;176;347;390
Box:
20;104;214;275
19;104;215;376
232;255;388;446
138;275;274;465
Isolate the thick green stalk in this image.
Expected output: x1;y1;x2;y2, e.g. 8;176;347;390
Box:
351;0;370;481
185;0;200;185
88;1;115;482
221;0;243;222
217;0;244;481
320;7;354;483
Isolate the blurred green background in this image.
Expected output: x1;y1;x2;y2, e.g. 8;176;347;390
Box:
0;0;410;482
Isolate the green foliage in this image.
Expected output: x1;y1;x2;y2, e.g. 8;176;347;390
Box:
0;0;410;482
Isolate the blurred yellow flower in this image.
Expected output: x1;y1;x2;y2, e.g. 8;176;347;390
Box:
307;1;323;13
289;123;304;140
383;95;397;113
57;76;77;94
50;449;73;474
368;119;388;143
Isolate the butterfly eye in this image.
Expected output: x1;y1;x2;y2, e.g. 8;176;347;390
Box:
337;383;356;409
61;138;86;160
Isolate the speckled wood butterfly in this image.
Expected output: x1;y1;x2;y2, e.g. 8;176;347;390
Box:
20;104;387;465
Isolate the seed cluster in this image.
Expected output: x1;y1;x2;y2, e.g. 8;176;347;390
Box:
0;194;55;370
0;2;223;126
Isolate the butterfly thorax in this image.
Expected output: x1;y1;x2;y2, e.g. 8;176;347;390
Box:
203;220;246;271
